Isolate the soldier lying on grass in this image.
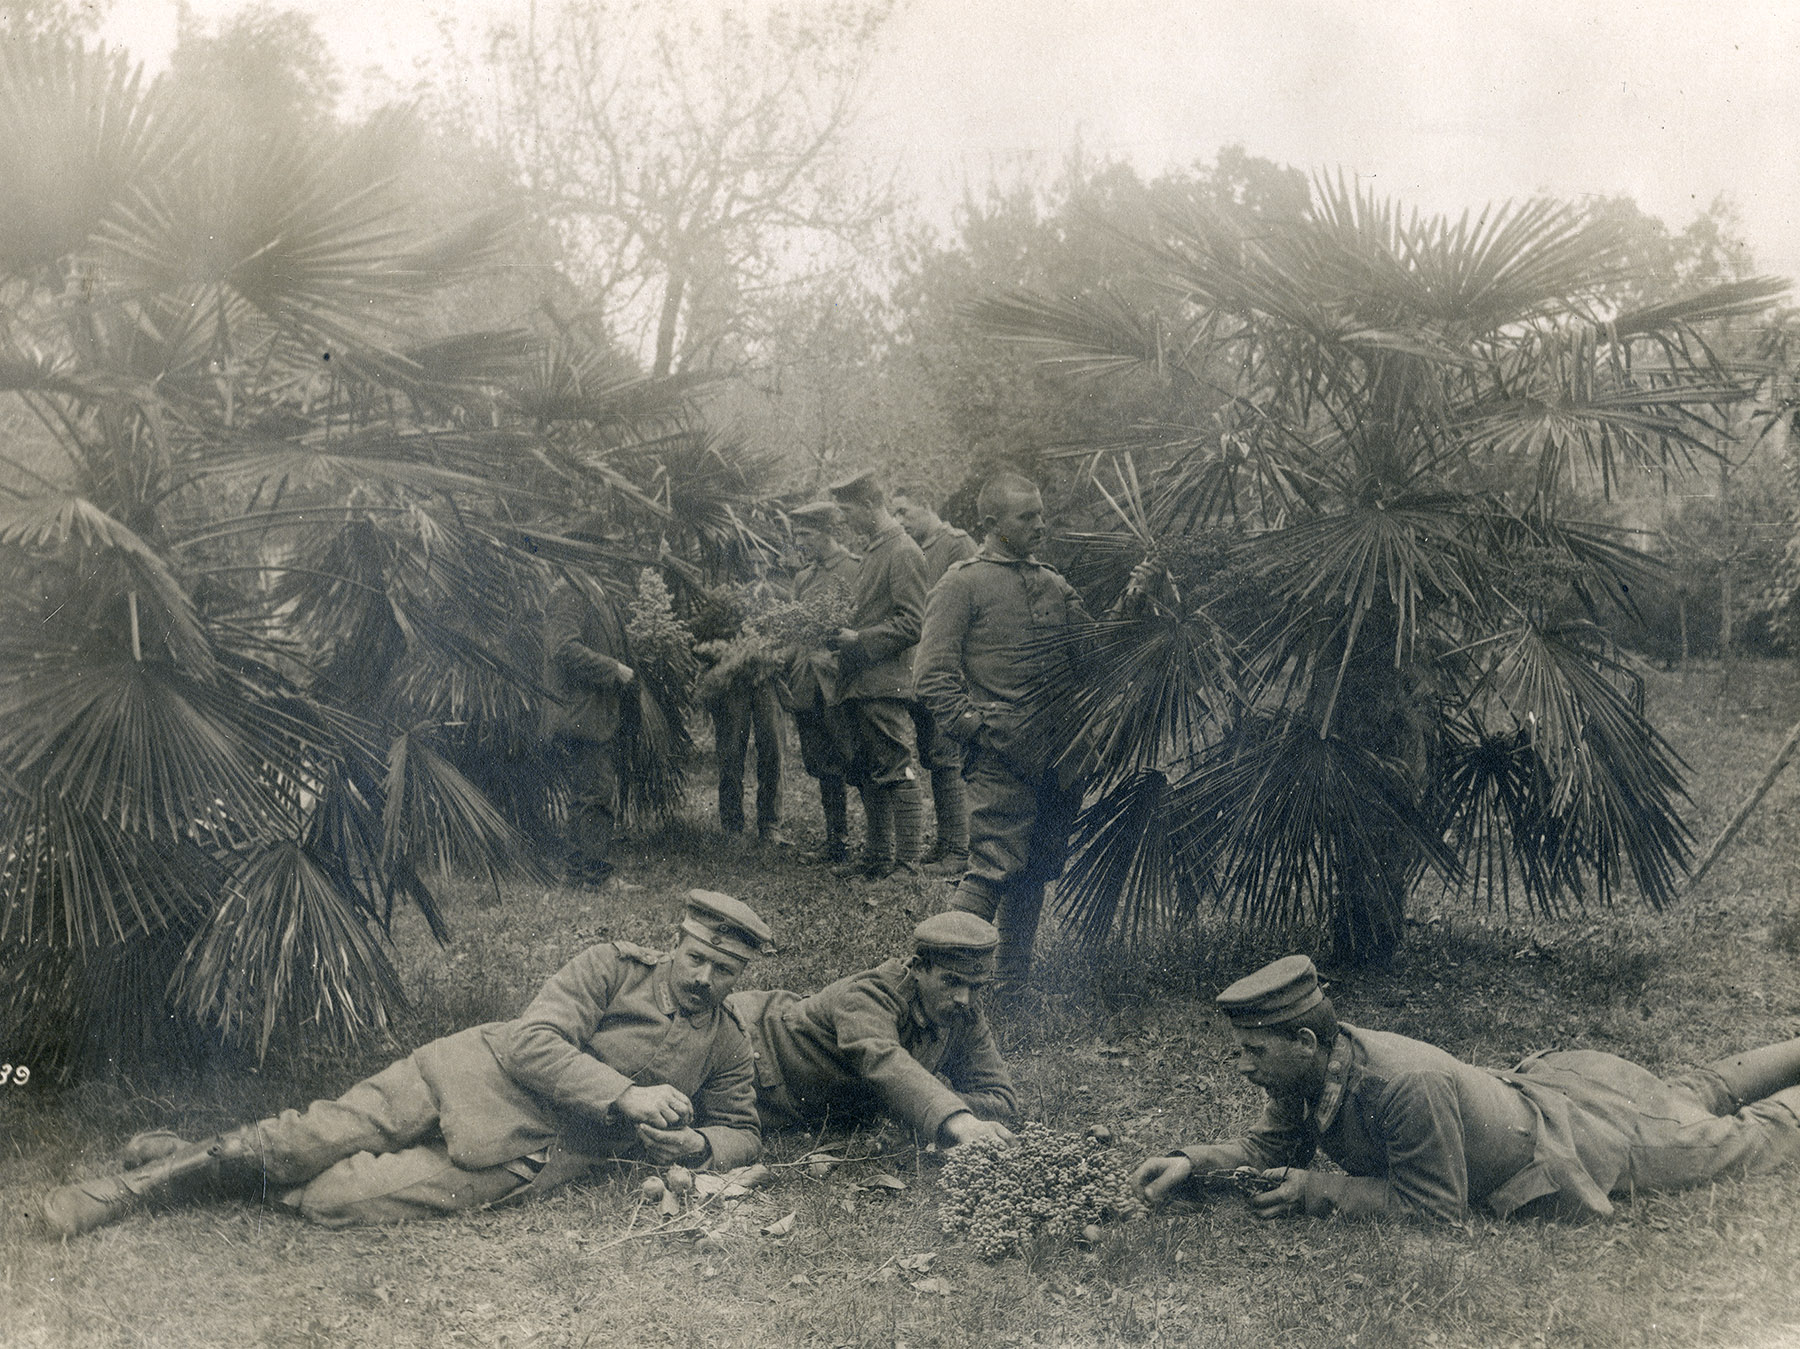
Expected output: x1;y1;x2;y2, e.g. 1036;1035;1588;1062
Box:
726;913;1018;1150
1133;954;1800;1222
34;891;773;1235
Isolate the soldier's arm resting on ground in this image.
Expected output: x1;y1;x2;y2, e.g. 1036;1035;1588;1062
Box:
497;945;677;1124
1137;1091;1317;1203
838;544;927;673
831;982;982;1144
686;1029;762;1170
938;1019;1020;1126
915;572;984;743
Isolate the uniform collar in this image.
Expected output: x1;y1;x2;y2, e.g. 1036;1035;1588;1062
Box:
920;522;950;549
1310;1026;1358;1131
868;521;905;549
977;540;1037;566
896;965;938;1034
653;955;713;1022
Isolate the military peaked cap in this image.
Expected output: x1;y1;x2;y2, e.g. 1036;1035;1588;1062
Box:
681;889;776;962
912;911;998;977
788;501;842;529
827;468;884;504
1215;954;1325;1028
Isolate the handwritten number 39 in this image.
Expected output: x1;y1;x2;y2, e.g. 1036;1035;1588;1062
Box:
0;1064;27;1085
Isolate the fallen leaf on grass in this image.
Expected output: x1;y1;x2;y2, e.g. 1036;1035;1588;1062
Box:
859;1174;907;1193
761;1212;797;1237
896;1252;936;1273
788;1273;815;1288
910;1277;953;1296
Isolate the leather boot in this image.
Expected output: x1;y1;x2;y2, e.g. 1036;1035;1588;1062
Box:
1706;1037;1800;1110
819;775;850;863
837;783;894;878
928;766;969;865
946;876;1001;923
891;778;926;871
35;1128;265;1238
994;883;1045;992
571;806;616;886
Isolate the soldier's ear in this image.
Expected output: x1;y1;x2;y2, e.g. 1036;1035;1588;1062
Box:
1291;1027;1320;1054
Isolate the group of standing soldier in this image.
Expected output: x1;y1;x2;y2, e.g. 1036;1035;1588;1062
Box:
764;467;1096;989
544;464;1146;990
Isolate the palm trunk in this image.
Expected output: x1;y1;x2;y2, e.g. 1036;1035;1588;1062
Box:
1321;606;1430;963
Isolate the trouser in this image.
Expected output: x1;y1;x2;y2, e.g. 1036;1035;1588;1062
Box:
560;736;619;879
1618;1040;1800;1192
709;680;784;834
246;1056;538;1228
1506;1039;1800;1209
846;697;924;867
946;752;1084;983
794;704;856;781
910;702;968;857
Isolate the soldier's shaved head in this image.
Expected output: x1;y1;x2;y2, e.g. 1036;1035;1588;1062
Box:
976;471;1040;522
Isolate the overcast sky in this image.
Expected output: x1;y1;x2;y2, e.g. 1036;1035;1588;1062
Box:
99;0;1800;281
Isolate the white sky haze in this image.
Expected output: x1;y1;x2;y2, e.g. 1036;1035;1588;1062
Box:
98;0;1800;280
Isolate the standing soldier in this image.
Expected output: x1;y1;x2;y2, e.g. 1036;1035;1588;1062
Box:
827;470;930;881
783;502;861;865
892;485;978;874
38;891;772;1235
894;485;978;582
694;567;786;847
915;472;1095;990
543;549;635;887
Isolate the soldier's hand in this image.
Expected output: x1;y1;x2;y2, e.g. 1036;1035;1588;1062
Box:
1248;1168;1308;1219
831;627;859;650
939;1112;1016;1149
1131;1154;1194;1206
614;1083;694;1128
615;662;637;687
635;1123;707;1163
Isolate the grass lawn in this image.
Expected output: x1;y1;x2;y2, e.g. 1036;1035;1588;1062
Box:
5;660;1800;1349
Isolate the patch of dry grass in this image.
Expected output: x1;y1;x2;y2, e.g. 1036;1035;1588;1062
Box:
5;661;1800;1347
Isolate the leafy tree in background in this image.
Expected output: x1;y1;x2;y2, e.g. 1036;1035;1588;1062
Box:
470;0;898;377
884;147;1309;519
980;182;1786;960
0;32;701;1079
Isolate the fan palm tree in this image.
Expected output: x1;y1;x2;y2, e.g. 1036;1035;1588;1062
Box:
0;35;696;1077
977;180;1786;961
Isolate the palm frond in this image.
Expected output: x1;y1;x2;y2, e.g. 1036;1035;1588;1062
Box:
0;922;210;1082
1022;608;1230;791
0;783;219;947
0;651;312;840
175;840;405;1060
1609;277;1790;339
1169;716;1460;957
0;36;195;277
1055;771;1210;944
380;730;550;887
0;493;212;668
